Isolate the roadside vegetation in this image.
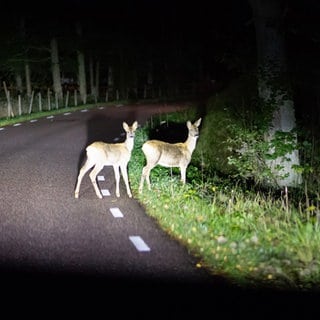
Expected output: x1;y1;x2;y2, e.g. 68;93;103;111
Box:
128;82;320;292
0;102;110;127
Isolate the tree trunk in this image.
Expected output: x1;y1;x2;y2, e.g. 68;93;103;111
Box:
50;38;63;101
75;22;87;104
77;51;87;104
15;73;23;94
107;66;114;99
250;0;302;187
89;56;94;96
95;60;100;99
25;62;32;98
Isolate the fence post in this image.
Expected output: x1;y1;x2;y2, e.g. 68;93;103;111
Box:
55;92;58;109
47;88;51;110
28;90;34;114
65;91;69;107
18;95;22;115
38;92;42;112
3;81;14;117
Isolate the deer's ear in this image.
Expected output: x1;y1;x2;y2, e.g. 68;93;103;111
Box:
123;122;129;131
187;120;192;129
194;118;202;127
132;121;138;130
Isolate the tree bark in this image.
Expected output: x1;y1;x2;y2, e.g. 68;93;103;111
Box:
50;38;63;101
95;60;100;100
89;56;94;96
249;0;302;187
15;73;23;94
25;62;32;98
75;23;87;104
77;51;87;104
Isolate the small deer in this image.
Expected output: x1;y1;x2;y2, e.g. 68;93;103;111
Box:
75;121;138;199
139;118;202;193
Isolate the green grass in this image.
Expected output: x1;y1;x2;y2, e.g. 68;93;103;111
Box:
129;114;320;292
0;102;110;127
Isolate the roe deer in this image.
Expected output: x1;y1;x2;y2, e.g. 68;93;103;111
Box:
75;121;138;199
139;118;202;192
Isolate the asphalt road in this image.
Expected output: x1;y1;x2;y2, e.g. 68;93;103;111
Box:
0;102;316;317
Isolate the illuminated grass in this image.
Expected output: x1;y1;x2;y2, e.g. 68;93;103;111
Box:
129;115;320;292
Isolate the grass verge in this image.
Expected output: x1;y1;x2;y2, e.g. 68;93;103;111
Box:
129;112;320;292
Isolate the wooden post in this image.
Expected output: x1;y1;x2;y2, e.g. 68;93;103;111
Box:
38;92;42;112
3;81;14;117
28;90;34;114
74;89;77;106
47;88;51;110
18;95;22;115
7;90;13;117
65;90;69;107
55;92;58;109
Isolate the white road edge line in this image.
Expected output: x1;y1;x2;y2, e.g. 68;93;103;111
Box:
129;236;151;252
97;175;105;181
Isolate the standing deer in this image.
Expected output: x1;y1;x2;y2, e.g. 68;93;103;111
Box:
139;118;202;193
75;121;138;199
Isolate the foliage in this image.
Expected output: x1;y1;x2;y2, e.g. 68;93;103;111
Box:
131;108;320;291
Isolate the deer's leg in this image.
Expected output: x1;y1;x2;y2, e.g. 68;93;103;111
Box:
113;165;121;197
140;164;154;192
138;177;144;193
139;166;145;193
139;166;149;192
180;166;187;184
145;166;153;190
74;158;94;198
120;164;132;198
89;163;104;199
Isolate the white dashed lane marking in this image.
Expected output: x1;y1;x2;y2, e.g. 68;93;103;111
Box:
101;189;110;196
129;236;151;252
110;207;124;218
3;112;152;254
